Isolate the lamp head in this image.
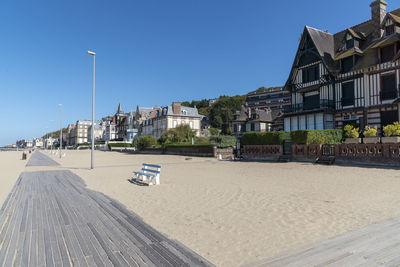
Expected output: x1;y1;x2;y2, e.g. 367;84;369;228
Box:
87;51;96;56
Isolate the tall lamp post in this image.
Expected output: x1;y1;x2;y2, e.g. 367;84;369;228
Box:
49;120;55;153
87;50;96;169
59;104;63;158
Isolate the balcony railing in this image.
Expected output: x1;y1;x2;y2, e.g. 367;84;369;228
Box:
284;99;335;113
341;97;355;106
380;88;399;101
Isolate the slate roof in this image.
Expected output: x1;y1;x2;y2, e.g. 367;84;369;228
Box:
233;106;279;123
166;105;204;118
116;103;124;114
292;5;400;78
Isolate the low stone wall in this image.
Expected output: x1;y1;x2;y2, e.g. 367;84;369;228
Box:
241;143;400;166
138;148;163;154
292;144;323;162
335;143;400;166
215;147;234;159
242;145;282;161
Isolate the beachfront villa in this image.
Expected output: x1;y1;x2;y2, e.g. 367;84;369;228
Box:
232;106;277;136
141;102;204;138
284;0;400;133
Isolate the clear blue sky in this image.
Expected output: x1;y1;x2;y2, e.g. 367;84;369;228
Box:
0;0;391;145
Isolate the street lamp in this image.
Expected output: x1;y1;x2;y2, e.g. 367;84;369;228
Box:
87;50;96;169
45;126;49;150
59;104;63;158
49;120;55;153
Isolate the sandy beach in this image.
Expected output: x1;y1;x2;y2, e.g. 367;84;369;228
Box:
23;150;397;266
0;151;30;208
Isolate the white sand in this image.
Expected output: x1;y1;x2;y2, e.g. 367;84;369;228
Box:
26;151;400;266
0;151;30;208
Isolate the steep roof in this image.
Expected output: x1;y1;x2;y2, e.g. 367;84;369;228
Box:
166;105;203;118
116;103;124;114
287;5;400;79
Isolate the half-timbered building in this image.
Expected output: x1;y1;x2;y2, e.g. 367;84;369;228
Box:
284;0;400;133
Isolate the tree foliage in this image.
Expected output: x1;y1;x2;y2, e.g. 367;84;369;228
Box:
159;124;196;145
42;128;68;139
133;135;158;150
209;95;246;134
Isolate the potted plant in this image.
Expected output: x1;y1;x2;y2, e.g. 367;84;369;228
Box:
362;126;379;144
382;122;400;143
344;125;361;144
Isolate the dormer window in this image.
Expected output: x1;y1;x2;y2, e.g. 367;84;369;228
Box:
182;110;187;115
341;56;354;73
346;38;354;50
386;24;395;36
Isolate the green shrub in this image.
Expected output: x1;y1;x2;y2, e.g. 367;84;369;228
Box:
291;130;343;144
208;128;220;136
210;135;236;148
133;136;158;150
363;126;378;137
383;122;400;137
159;124;196;145
241;132;291;145
344;125;359;138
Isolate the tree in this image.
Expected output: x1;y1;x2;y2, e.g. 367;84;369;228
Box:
133;135;158;150
159;124;196;144
209;95;246;134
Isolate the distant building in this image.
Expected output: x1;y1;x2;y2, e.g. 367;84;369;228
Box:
73;120;92;144
142;102;204;138
103;119;116;142
33;138;43;148
16;139;33;148
134;106;154;133
246;87;290;111
208;98;218;106
232;106;281;136
88;122;104;143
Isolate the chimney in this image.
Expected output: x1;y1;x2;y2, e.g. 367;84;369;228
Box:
172;102;181;115
247;107;251;119
370;0;388;39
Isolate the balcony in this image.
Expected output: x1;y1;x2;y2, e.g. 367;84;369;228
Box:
341;97;355;107
380;88;399;101
284;99;335;113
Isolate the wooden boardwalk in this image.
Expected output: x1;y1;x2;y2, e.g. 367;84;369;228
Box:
26;151;60;167
0;152;213;266
245;217;400;266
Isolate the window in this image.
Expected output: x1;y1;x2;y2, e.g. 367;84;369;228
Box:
233;124;238;133
173;120;177;128
189;121;193;129
381;110;399;127
302;65;319;83
250;123;255;131
341;56;354;73
386;24;395;36
303;94;320;110
342;81;355;106
346;38;354;50
381;74;397;100
381;45;395;63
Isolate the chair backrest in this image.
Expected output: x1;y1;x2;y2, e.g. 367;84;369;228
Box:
143;163;161;169
141;168;160;174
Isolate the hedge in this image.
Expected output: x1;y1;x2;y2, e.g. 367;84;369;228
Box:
241;132;291;145
290;130;343;145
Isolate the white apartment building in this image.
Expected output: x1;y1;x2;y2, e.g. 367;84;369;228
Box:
142;102;204;138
